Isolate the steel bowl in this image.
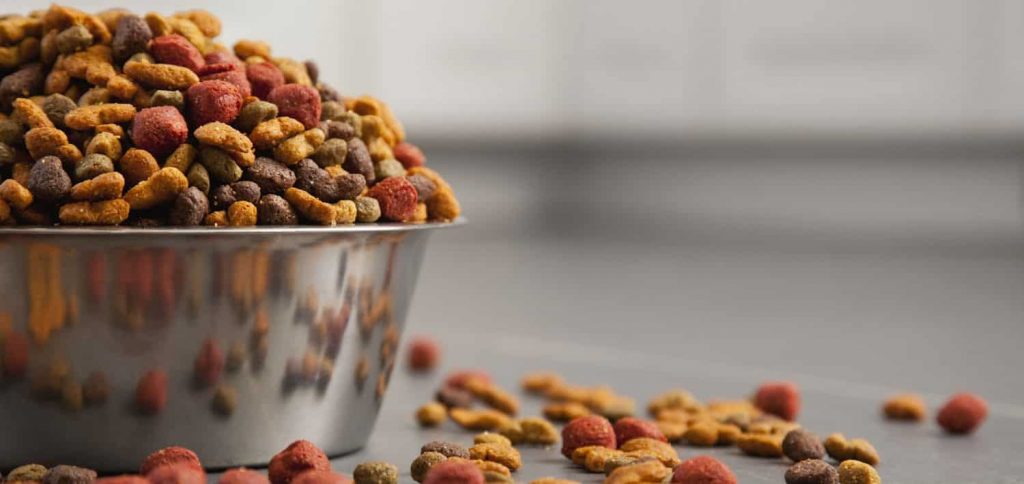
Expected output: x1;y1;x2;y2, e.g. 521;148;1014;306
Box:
0;221;460;471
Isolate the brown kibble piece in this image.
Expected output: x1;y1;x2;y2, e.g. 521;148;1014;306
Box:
416;401;447;428
70;171;124;201
410;452;447;483
823;433;880;466
882;394;926;421
124;167;188;210
783;429;826;462
785;459;839;484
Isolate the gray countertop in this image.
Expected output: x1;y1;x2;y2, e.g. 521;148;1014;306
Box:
326;233;1024;483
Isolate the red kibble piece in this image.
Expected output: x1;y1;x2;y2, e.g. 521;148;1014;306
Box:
96;476;150;484
422;460;484;484
672;455;737;484
2;330;29;379
149;34;205;71
202;68;252;98
291;471;353;484
196;63;239;76
754;381;801;422
407;336;440;372
193;337;224;386
132;106;188;157
561;415;616;458
268;440;331;484
444;369;491;390
613;417;667;446
205;51;242;67
141;446;203;475
393;142;426;169
937;392;988;434
267;84;321;129
135;369;168;414
187;80;244;126
147;464;205;484
220;468;270;484
366;176;418;222
246;62;285;100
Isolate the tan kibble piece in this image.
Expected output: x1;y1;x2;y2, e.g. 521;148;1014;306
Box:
543;402;591;422
824;433;880;466
106;75;140;100
474;433;513;447
56;143;84;163
378;100;406;145
273;128;324;165
204;210;228;227
25;127;69;159
416;402;446;427
12;162;31;186
284;187;335;226
361;114;396;146
519;417;559;445
530;479;580;484
249;116;305;150
174;10;220;37
167;17;206;52
449;407;512;432
144;12;172;36
70;172;124;201
583;448;625;473
407;166;452;192
736;432;784;458
367;137;394;162
571;446;609;467
12;98;54;129
195;122;253;153
45;69;70;95
521;372;564;395
64;104;136;130
119;148;160;186
882;394;926;421
86;132;122;161
604;460;670;484
472;459;511;478
0;179;34;210
837;460;881;484
427;187;461;221
234;39;270;59
647;389;703;416
123;60;199;90
164;143;197;173
469;442;521;471
58;199;129;225
618;438;680;468
227;201;257;226
656;420;687;443
465;377;519;415
274;57;312;86
95;123;125;137
124;167;188;210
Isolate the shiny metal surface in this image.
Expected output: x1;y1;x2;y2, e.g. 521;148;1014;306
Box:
0;222;460;471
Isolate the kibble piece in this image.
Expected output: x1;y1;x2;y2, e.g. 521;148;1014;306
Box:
140;447;203;476
135;369;167;414
83;371;110;405
755;381;801;422
236;100;278;132
256;194;297;225
69;171;124;201
112;14;152;63
251;116;305;150
604;460;671;484
151;89;185;110
268;440;331;484
268;84;321;129
474;433;513;447
614;417;667;446
204;210;228;226
42;94;77;128
13;98;53;129
352;461;398;484
783;429;826;462
132;106;188;157
27;155;71;203
464;378;519;415
119;148;160;186
195;121;253;154
85;132;122;161
188;80;243;126
882;394;926;421
619;437;680;468
354;196;380;223
785;459;839;484
937;392;987;434
274;129;324;165
151;34;204;71
544;402;591;422
530;479;580;484
374;158;406;180
8;465;48;483
187;163;211;194
410;452;447;483
124;167;188;210
422;460;484;484
561;415;616;459
212;384;237;416
284;187;335;225
124;60;199;90
421;441;470;459
199;146;243;184
228;200;257;226
823;433;879;466
64;103;136;130
367;176;418;222
671;455;737;484
416;402;447;427
313;138;347;167
736;432;784;458
515;417;558;445
436;385;475;409
42;465;98;484
343;137;374;183
0;179;34;209
220;469;270;484
836;460;880;484
450;408;513;432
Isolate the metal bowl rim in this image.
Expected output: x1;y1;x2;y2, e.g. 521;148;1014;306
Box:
0;217;465;237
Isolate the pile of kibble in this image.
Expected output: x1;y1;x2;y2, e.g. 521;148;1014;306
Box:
0;5;459;227
400;337;988;484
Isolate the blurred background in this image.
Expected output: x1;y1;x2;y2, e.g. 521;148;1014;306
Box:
12;0;1023;410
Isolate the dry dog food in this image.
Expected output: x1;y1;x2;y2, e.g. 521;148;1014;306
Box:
671;455;737;484
560;415;616;458
146;463;205;484
134;369;167;414
823;433;880;466
416;402;447;427
268;440;331;484
604;460;671;484
422;460;485;484
754;381;801;422
42;465;98;484
410;452;447;483
836;460;880;484
352;461;398;484
140;446;203;475
406;336;440;372
936;392;987;434
0;4;459;227
881;394;926;421
421;441;470;459
468;443;521;472
783;429;826;462
220;468;271;484
613;417;667;446
785;459;839;484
